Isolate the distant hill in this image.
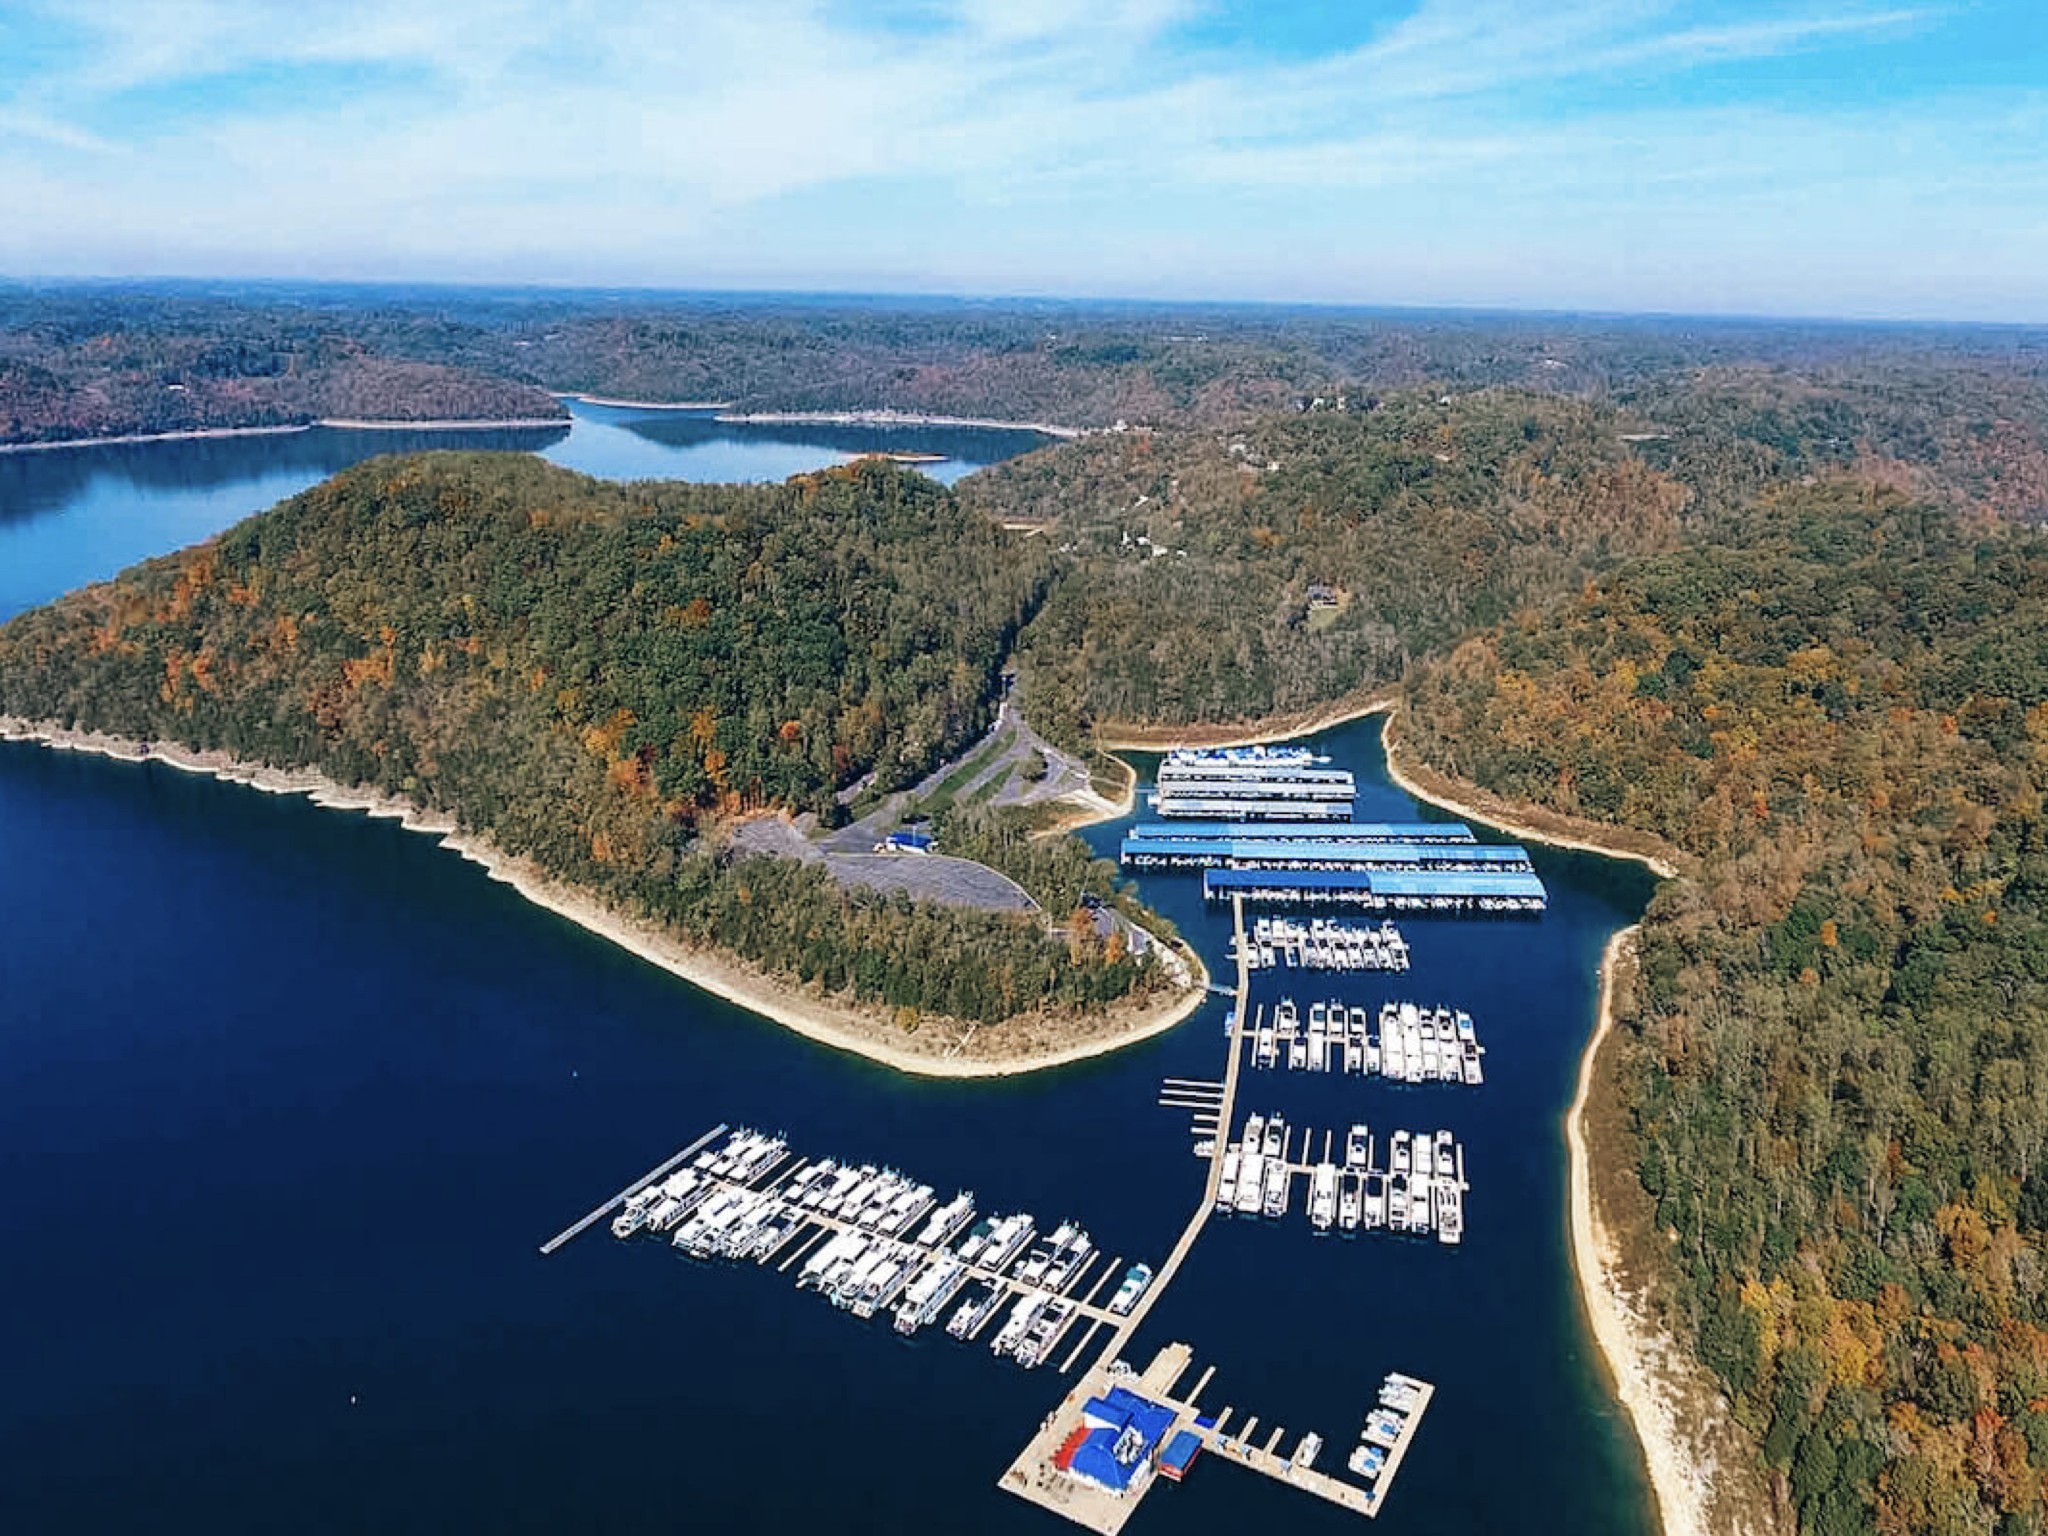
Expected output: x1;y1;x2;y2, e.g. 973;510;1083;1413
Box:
964;391;1691;740
10;283;2048;446
0;295;566;445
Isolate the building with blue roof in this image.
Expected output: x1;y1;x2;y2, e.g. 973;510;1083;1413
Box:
1158;1429;1203;1482
1063;1388;1178;1496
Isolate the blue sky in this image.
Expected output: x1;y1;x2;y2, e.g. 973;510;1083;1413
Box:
0;0;2044;320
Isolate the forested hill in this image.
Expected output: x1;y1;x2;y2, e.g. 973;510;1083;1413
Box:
11;284;2048;447
0;305;565;445
0;455;1151;1025
1404;485;2048;1535
964;392;1691;740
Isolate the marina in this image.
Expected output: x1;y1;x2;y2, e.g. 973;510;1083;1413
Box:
533;754;1551;1528
531;750;1487;1528
0;416;1665;1536
1246;998;1485;1085
997;894;1443;1530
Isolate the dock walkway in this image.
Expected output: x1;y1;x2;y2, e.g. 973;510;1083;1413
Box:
1000;895;1438;1528
538;1121;731;1256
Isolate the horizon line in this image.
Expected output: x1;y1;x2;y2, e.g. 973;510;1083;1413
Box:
3;271;2045;335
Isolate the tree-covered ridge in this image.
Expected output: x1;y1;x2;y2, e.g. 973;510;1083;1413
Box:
10;283;2048;445
0;454;1158;1025
1620;364;2048;524
1405;484;2048;1535
968;391;1690;740
0;299;565;444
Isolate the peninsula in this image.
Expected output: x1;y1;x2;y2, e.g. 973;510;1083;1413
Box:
0;451;1192;1068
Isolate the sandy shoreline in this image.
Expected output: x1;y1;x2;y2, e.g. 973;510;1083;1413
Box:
0;415;568;455
716;408;1085;440
0;716;1206;1081
554;392;734;411
1382;723;1729;1536
315;416;569;431
1093;689;1397;753
0;423;313;454
1573;931;1715;1536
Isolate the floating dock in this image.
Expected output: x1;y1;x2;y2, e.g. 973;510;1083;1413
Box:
1245;998;1485;1086
1001;1342;1435;1530
537;1121;731;1255
1130;820;1476;845
586;1123;1150;1366
1236;915;1410;972
1202;865;1547;913
1124;834;1535;873
1150;747;1359;821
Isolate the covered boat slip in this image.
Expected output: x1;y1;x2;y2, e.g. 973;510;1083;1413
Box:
1202;866;1549;912
1128;821;1478;845
1147;797;1357;822
1121;838;1536;873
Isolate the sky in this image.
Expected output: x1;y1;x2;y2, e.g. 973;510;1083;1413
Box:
0;0;2044;321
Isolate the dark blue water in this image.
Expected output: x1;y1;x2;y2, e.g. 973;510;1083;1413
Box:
0;424;1656;1534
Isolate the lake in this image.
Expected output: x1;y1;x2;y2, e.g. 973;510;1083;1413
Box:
0;410;1656;1534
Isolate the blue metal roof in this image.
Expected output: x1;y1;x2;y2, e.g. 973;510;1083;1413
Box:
1130;821;1476;843
1067;1390;1177;1492
1201;867;1549;900
1364;869;1550;898
1123;837;1531;867
1160;1430;1203;1473
1104;1387;1177;1441
1069;1428;1141;1491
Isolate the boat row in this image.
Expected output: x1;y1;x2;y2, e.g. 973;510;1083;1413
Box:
1215;1117;1466;1244
1347;1373;1432;1483
608;1127;1155;1367
611;1128;791;1238
1236;916;1410;973
1152;746;1357;822
1249;999;1483;1085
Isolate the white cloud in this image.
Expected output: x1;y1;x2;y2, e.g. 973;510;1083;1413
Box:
0;0;2035;319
